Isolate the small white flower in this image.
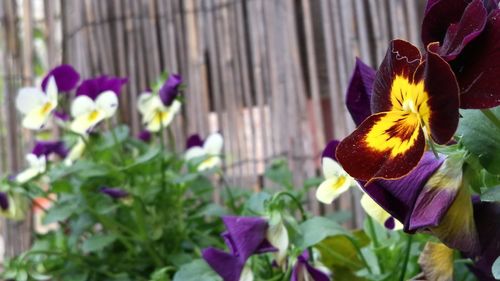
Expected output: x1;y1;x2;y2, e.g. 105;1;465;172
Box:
16;76;58;130
185;133;224;171
70;91;118;134
239;265;254;281
315;157;358;204
16;154;47;183
137;92;181;132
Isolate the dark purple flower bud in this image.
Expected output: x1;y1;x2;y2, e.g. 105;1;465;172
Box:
76;75;127;100
291;251;330;281
32;140;68;158
186;134;204;149
41;64;80;92
159;74;182;106
137;130;152;142
100;187;128;199
0;192;9;211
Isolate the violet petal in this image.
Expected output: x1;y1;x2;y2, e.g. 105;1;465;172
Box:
346;58;375;126
159;74;182;106
41;64;80;92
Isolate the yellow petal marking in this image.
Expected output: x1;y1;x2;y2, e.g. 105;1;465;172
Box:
365;75;431;157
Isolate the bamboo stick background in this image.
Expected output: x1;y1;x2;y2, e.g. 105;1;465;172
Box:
0;0;426;259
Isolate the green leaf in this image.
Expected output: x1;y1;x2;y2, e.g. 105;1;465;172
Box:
296;217;349;249
493;256;500;279
122;147;160;170
457;107;500;175
173;260;222;281
481;186;500;202
243;192;271;215
93;125;130;151
81;234;117;253
43;203;77;224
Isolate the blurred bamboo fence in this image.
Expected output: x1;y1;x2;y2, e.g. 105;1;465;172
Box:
0;0;426;259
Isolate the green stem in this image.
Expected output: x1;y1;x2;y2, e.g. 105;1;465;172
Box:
158;129;166;190
481;109;500;130
167;126;176;152
134;199;163;267
398;235;413;281
346;235;373;274
366;216;384;274
108;120;126;165
218;172;238;213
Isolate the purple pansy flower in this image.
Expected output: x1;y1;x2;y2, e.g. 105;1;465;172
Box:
202;216;276;281
41;64;80;92
137;130;152;142
345;58;375;126
185;133;224;171
31;140;68;158
422;0;500;108
363;151;480;255
76;75;127;100
159;74;182;106
291;251;330;281
70;76;126;134
0;192;9;211
100;187;128;199
54;110;70;122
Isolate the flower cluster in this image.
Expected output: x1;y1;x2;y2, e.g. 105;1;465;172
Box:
326;0;500;279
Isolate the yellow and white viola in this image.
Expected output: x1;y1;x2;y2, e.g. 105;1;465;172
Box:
16;154;47;183
70;91;119;134
64;137;87;166
137;92;182;132
16;77;58;130
315;140;358;204
185;133;223;171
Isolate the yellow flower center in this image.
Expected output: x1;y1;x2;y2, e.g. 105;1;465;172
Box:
39;102;54;115
331;175;347;190
88;110;101;122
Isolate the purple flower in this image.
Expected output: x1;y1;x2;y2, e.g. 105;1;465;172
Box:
100;187;128;199
76;75;127;100
0;192;9;211
345;58;375;126
159;74;182;106
202;216;276;281
31;140;68;158
291;251;330;281
363;152;480;255
422;0;500;108
137;130;152;142
41;64;80;93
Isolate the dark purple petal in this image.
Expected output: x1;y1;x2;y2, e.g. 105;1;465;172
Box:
159;74;182;106
409;183;457;230
100;187;128;199
137;130;152;142
321;140;340;161
41;64;80;92
32;140;68;158
362;152;444;231
222;216;271;262
346;58;375;126
186;134;204;149
453;10;500;108
202;248;244;281
434;0;488;61
76;75;127;100
54;110;70;121
0;192;9;211
422;0;470;47
291;251;330;281
469;201;500;280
